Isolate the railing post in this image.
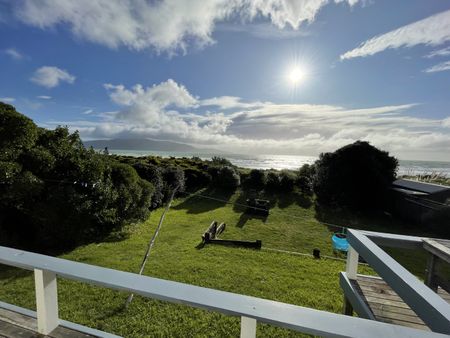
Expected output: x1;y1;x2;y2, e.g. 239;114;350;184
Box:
34;268;59;334
343;245;359;316
346;246;359;280
425;254;438;292
240;316;256;338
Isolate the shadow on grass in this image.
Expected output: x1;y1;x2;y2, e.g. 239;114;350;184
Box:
173;188;235;214
314;202;418;234
95;304;127;321
236;212;267;228
195;241;205;249
0;265;32;281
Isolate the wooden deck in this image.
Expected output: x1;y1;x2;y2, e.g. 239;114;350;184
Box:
0;307;96;338
351;275;450;331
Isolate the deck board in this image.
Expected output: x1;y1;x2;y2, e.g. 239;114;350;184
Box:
351;275;450;331
0;308;96;338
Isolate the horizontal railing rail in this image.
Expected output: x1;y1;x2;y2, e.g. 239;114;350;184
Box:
358;230;425;249
347;229;450;334
0;245;448;338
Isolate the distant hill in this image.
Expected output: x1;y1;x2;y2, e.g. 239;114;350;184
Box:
83;138;222;153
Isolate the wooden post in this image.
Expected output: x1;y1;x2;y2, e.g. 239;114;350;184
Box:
240;316;256;338
346;246;359;280
34;269;59;334
425;254;438;292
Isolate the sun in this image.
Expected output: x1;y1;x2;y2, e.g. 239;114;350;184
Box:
287;65;307;86
289;67;305;85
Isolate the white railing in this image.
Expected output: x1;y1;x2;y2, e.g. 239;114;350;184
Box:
0;245;448;338
341;229;450;335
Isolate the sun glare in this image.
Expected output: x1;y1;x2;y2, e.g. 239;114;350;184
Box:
287;65;307;87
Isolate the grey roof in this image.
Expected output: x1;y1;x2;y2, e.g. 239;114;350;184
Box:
392;179;450;195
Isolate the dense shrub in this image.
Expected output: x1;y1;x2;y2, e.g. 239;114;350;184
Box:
266;172;281;192
243;169;266;191
297;164;314;195
132;162;164;208
184;168;211;191
163;166;185;199
279;170;296;192
0;103;154;250
211;156;233;166
313;141;398;210
208;165;240;190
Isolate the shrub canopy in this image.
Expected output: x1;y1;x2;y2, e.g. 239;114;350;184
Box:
0;103;153;251
313;141;398;210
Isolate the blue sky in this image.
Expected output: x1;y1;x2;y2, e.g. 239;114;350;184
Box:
0;0;449;160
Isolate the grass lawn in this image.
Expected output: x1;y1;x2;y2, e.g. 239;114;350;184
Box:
0;190;430;337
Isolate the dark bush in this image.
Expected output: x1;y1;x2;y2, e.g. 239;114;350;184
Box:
208;165;240;191
243;169;266;191
279;170;296;192
211;156;233;166
266;172;280;192
132;162;164;208
163;166;185;200
313;141;398;210
0;103;154;251
297;164;314;195
184;168;211;191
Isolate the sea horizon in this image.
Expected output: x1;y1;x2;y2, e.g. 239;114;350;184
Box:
102;149;450;177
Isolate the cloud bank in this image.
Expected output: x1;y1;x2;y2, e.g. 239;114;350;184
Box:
13;0;360;54
48;79;450;160
31;66;75;88
341;9;450;60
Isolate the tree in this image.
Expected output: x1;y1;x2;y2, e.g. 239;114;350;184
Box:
0;102;38;162
313;141;398;210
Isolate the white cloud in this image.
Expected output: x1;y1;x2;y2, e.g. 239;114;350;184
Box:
425;46;450;58
82;109;94;115
50;79;449;160
341;9;450;60
424;60;450;73
13;0;360;54
217;23;310;40
104;79;198;123
200;96;266;109
5;48;24;60
0;97;15;103
443;117;450;128
37;95;52;99
30;66;75;88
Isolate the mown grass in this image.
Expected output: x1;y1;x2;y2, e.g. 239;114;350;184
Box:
0;190;430;337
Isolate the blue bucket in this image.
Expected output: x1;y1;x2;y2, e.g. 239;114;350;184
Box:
332;233;349;252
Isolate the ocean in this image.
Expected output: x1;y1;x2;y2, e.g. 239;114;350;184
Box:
106;149;450;177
